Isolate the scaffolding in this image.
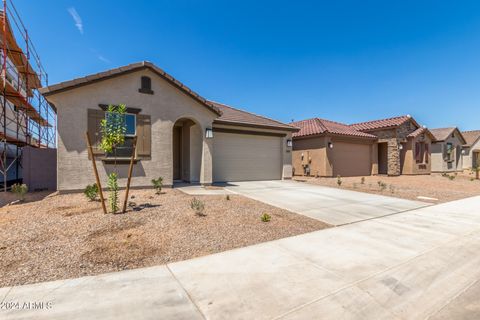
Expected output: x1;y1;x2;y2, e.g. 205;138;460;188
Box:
0;0;56;191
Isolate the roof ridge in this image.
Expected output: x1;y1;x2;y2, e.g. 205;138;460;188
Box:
349;115;410;126
209;100;296;129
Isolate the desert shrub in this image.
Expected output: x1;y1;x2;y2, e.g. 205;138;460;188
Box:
360;177;365;184
389;185;395;194
448;175;455;181
151;177;163;194
261;213;271;222
190;197;206;216
84;183;99;201
107;173;119;213
377;181;387;191
226;195;230;201
337;175;342;187
11;183;28;201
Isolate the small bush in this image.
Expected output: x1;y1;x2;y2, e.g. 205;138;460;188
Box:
190;197;206;216
226;195;230;201
389;185;395;194
448;175;455;181
470;177;475;181
84;183;99;201
360;177;365;184
378;181;387;191
151;177;163;194
261;213;271;222
11;183;28;201
337;175;342;187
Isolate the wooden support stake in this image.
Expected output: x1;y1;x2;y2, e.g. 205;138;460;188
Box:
122;136;137;213
85;132;107;214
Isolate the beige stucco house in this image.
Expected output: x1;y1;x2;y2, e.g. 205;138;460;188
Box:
292;115;433;177
429;127;466;173
461;130;480;170
39;61;298;191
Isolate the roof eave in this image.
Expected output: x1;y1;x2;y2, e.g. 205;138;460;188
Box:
214;119;299;132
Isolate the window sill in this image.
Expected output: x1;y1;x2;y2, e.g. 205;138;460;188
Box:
100;157;140;164
138;88;154;95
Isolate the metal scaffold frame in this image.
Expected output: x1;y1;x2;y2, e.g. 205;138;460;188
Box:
0;0;56;191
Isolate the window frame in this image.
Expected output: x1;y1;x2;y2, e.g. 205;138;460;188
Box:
103;112;137;158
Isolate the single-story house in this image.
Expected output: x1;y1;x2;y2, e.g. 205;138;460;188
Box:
461;130;480;170
39;61;298;192
291;118;377;177
292;115;433;177
429;127;466;173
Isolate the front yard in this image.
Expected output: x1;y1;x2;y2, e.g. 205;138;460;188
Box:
295;173;480;203
0;188;329;287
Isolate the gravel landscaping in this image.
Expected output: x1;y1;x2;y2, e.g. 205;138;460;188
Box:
295;173;480;203
0;188;329;287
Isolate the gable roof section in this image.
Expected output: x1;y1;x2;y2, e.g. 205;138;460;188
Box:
462;130;480;147
39;61;222;116
211;101;298;131
406;127;435;140
429;127;466;144
349;115;416;132
292;118;377;139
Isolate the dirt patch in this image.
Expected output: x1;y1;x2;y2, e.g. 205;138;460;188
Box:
0;188;329;287
295;173;480;203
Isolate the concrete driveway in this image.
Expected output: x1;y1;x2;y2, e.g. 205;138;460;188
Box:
225;180;429;225
2;196;479;320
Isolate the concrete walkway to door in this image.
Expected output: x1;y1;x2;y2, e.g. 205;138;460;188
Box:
225;180;429;225
2;196;479;319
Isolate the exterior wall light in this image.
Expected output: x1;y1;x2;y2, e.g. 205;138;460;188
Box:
328;142;334;149
287;139;292;148
205;128;213;139
399;144;404;150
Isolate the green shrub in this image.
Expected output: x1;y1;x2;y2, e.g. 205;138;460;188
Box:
190;197;206;216
378;181;387;191
360;177;365;184
84;183;99;201
226;195;230;201
261;213;271;222
151;177;163;194
11;183;28;201
107;173;119;213
448;175;455;181
337;175;342;187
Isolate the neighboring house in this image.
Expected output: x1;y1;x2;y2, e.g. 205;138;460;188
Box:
429;127;466;173
39;61;298;191
461;130;480;170
350;115;433;176
291;118;377;177
292;115;433;177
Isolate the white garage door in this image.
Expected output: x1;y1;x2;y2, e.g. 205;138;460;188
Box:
213;132;283;182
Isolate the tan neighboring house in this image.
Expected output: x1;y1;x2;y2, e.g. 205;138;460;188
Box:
39;61;298;191
461;130;480;170
429;127;466;173
292;115;433;177
291;118;377;177
350;115;433;176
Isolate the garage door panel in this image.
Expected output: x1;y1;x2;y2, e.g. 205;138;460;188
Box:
332;142;371;177
213;132;282;182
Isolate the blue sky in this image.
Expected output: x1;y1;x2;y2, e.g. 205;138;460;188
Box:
15;0;480;130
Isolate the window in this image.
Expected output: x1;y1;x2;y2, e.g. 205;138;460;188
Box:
415;142;428;164
139;76;154;94
444;143;454;162
105;113;136;158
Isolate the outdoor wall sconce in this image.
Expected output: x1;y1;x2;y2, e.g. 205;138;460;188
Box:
398;144;404;150
287;139;292;148
205;128;213;139
328;142;334;149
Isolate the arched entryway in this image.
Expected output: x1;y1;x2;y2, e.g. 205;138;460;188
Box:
172;118;202;183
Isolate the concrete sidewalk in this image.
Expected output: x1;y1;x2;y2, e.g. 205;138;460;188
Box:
1;196;479;319
225;180;429;225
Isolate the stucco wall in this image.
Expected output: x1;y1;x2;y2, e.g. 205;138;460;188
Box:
22;146;57;191
431;133;464;172
401;134;432;175
462;138;480;170
48;69;218;191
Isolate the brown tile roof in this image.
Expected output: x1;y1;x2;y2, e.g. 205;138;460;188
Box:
39;61;222;116
291;118;377;139
428;127;466;144
349;115;413;131
211;101;298;131
462;130;480;146
407;127;436;140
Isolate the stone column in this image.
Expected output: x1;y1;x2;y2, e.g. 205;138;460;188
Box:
387;139;401;176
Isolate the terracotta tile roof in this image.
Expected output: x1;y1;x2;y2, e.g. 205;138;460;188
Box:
349;115;413;131
39;61;222;116
210;101;299;131
291;118;377;139
462;130;480;146
429;127;458;142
